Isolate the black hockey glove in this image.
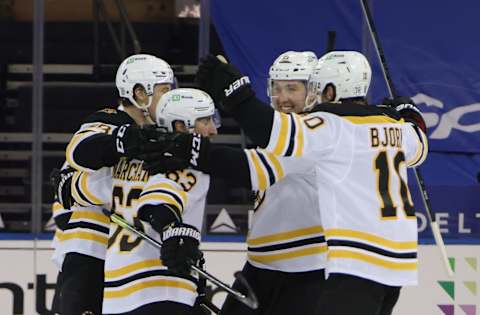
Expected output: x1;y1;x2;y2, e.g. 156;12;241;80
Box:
161;222;202;275
141;132;211;174
383;96;426;133
196;55;255;113
138;204;183;234
50;167;76;210
112;124;169;160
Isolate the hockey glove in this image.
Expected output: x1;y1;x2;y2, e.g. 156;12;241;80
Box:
161;222;202;275
50;167;76;210
141;132;211;174
196;55;255;113
112;124;167;160
138;204;183;234
383;96;426;133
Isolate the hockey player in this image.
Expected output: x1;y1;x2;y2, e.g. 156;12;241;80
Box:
51;54;176;315
102;88;217;315
216;51;327;315
151;51;428;315
268;51;317;113
202;51;428;315
50;166;112;315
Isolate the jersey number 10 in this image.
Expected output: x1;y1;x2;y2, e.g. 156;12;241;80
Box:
374;151;415;219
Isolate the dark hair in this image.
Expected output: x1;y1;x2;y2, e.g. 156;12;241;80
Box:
118;84;145;107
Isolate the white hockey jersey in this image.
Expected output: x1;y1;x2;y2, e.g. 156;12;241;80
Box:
246;105;428;286
245;149;326;272
51;167;112;269
102;158;210;314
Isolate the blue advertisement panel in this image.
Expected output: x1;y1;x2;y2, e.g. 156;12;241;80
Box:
211;0;480;243
212;0;480;153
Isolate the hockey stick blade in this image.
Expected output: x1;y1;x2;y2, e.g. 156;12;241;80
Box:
105;211;259;309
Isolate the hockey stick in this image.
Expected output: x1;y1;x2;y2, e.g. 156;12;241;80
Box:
106;211;259;310
359;0;453;277
326;31;337;53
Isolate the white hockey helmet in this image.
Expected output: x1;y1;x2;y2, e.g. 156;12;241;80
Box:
306;51;371;107
155;88;216;132
116;54;174;110
267;50;318;96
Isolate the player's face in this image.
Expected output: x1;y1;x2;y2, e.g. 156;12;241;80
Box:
194;116;217;138
271;80;307;113
147;83;173;118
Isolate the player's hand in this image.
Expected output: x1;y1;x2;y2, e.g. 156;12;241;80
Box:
112;124;167;160
161;222;202;275
196;55;255;112
140;132;210;175
50;167;76;210
383;96;426;132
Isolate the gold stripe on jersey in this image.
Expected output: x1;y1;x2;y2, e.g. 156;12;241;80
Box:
247;149;286;190
343;115;403;125
246;150;268;190
79;172;104;205
143;183;187;203
71;172;89;207
52;202;62;213
293;114;304;156
263;151;285;180
71;211;110;225
105;259;163;279
66;130;97;173
328;249;417;270
248;226;324;246
272;113;290;155
56;230;108;245
248;245;327;263
138;194;184;212
407;127;428;167
325;229;417;251
104;278;197;299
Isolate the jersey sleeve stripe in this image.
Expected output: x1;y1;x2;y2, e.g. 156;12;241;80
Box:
140;189;185;211
80;173;104;205
293;114;304;157
66;131;96;173
407;126;428;167
71;172;91;207
142;183;187;202
246;150;268;191
263;151;285;180
256;151;276;187
284;114;296;156
137;194;184;212
272;113;290;155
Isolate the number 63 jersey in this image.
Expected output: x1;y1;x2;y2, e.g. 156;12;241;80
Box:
247;103;428;287
103;157;210;314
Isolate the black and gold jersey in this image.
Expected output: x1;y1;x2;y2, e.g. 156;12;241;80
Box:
66;108;135;172
245;102;427;286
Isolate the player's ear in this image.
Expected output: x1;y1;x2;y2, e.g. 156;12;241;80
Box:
174;120;188;133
